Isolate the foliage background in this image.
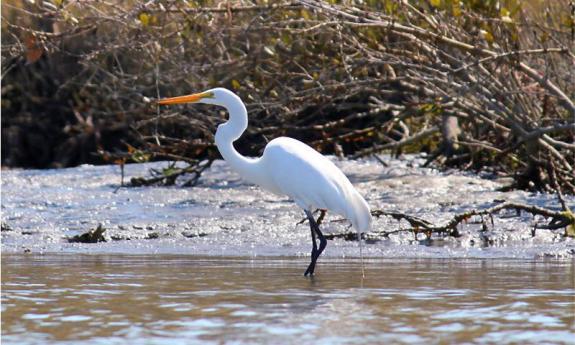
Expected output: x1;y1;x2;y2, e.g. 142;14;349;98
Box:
2;0;574;193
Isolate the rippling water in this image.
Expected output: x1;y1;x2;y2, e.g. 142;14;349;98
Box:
2;255;573;344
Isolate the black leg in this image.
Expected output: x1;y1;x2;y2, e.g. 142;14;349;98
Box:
304;210;327;276
315;225;327;258
304;228;317;276
304;210;317;276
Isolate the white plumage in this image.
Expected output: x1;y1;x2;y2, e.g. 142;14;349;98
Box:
159;88;371;275
261;137;371;233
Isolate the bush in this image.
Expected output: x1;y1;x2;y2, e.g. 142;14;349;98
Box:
2;0;573;192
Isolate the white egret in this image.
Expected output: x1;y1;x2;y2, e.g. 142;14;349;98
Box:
159;88;371;276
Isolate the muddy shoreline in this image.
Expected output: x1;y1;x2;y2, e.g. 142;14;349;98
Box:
2;156;574;259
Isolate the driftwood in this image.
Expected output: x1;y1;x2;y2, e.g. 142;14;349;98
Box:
322;202;575;241
1;222;13;232
68;224;107;243
129;159;214;187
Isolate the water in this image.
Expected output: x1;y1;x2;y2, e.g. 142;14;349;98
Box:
2;157;574;343
2;254;574;344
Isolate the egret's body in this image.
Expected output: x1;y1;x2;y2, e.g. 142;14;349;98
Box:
159;88;371;275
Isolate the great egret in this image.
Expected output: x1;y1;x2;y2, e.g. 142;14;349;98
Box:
159;88;371;276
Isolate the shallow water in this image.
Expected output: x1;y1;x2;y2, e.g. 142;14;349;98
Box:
2;254;574;344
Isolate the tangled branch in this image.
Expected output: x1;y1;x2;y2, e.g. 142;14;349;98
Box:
325;202;575;241
2;0;573;193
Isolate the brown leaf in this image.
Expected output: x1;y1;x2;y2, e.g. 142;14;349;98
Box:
24;34;44;64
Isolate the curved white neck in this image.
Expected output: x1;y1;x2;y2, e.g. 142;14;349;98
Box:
214;96;262;185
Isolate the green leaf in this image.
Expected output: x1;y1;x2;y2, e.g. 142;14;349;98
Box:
480;29;494;44
162;167;178;176
385;0;397;13
131;150;150;163
452;0;461;17
139;13;150;26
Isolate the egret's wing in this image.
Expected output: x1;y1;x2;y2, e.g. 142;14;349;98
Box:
262;137;352;213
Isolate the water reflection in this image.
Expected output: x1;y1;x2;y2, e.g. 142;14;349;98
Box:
2;255;574;344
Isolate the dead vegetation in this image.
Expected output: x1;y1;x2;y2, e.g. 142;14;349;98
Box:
2;0;574;193
370;201;575;239
68;224;107;243
307;200;575;241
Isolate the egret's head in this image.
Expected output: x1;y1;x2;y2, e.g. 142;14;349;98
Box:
158;88;246;137
157;88;237;107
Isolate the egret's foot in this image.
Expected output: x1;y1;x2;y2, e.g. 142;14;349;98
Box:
304;247;318;276
304;260;317;276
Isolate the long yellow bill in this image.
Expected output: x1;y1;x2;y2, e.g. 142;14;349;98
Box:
157;92;212;105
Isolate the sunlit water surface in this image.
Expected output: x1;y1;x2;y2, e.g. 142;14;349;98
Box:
2;255;574;344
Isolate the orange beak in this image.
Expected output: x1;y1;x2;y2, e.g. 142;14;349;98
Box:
157;91;213;105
